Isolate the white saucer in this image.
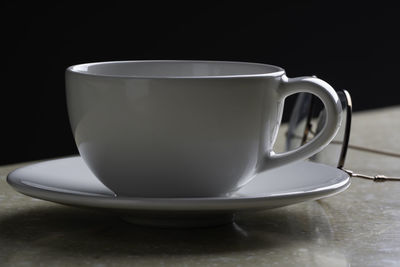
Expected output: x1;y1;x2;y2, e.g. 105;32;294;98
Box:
7;156;350;227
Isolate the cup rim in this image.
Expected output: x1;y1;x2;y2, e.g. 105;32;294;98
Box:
66;60;285;79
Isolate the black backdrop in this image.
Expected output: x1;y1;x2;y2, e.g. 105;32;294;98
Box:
2;1;399;165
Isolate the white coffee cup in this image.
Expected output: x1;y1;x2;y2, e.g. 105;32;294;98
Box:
66;60;341;197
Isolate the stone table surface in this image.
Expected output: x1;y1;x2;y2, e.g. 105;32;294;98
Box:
1;106;400;267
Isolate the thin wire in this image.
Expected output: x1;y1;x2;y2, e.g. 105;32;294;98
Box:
290;88;399;182
342;169;400;182
289;133;400;159
287;132;400;181
331;141;400;158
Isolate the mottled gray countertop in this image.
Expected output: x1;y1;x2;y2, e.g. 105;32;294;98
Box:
1;107;400;266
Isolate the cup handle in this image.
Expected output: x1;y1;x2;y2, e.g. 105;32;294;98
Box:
261;75;343;171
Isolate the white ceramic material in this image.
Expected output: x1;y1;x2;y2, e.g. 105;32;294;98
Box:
7;157;350;227
66;60;342;197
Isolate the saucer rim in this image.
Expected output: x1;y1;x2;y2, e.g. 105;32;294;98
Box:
6;157;351;212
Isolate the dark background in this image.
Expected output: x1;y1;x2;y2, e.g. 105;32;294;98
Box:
2;1;399;165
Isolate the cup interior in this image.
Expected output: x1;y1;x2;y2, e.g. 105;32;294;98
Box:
67;60;284;78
